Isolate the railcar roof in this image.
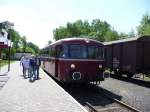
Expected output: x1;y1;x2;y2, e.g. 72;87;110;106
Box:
104;36;142;45
53;37;103;44
41;37;103;50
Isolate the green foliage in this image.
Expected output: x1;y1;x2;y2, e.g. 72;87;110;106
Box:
137;14;150;35
8;29;38;54
48;40;52;44
25;47;35;54
21;36;27;52
104;30;120;41
0;21;13;30
53;19;120;42
0;21;40;58
27;42;39;54
119;32;128;39
9;29;21;50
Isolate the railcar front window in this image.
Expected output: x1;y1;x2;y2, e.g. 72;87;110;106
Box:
96;47;104;59
88;46;96;59
69;45;87;59
62;45;68;58
88;46;104;59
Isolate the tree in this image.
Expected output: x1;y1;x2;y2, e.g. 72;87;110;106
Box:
48;40;52;44
0;21;14;31
53;19;120;42
0;21;40;57
21;36;27;52
119;32;128;39
104;30;120;41
0;22;17;57
8;29;22;50
53;27;71;40
90;19;108;41
27;42;39;54
137;14;150;35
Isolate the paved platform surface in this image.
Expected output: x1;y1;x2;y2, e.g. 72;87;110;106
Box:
0;62;87;112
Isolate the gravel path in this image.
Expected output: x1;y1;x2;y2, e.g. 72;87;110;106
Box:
100;78;150;112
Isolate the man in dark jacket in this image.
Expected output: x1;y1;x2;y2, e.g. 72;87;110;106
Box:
29;55;36;81
35;55;41;80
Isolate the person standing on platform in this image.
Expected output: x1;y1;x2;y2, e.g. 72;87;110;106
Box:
20;55;25;76
22;56;30;78
29;55;36;81
35;55;41;80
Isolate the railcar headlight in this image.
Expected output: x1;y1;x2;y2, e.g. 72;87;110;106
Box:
70;64;76;69
99;64;102;69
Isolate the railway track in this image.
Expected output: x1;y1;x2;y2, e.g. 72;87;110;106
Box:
86;102;120;112
45;68;149;112
85;91;142;112
60;84;143;112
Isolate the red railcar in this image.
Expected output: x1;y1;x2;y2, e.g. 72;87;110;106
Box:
41;38;105;83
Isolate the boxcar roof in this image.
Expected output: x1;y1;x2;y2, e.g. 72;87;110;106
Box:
104;35;150;45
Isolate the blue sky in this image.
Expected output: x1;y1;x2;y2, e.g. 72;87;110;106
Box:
0;0;150;48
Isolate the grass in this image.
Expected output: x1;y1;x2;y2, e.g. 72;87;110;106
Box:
105;69;150;82
144;75;150;81
134;74;150;82
0;60;14;67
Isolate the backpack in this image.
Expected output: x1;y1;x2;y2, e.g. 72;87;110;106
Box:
30;59;36;66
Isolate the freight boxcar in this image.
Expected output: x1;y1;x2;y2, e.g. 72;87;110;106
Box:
104;35;150;78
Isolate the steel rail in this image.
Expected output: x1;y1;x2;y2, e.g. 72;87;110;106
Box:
85;102;99;112
101;93;142;112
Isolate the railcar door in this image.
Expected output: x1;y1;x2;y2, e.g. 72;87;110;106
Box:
143;42;150;69
55;45;64;77
112;44;121;70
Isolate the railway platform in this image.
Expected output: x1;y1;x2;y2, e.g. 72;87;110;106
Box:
0;62;87;112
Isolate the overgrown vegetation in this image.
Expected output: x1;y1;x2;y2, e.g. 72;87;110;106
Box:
53;14;150;41
1;13;150;58
0;21;39;58
0;60;14;67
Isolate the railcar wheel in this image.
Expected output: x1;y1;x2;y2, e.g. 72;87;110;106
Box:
127;73;133;78
114;70;122;77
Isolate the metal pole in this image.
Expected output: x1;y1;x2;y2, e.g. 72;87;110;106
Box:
0;49;1;74
8;47;10;72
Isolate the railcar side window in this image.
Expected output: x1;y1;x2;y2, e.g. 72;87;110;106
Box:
69;45;87;59
56;45;68;58
49;47;56;57
42;49;49;57
56;45;63;57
